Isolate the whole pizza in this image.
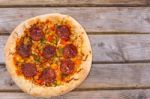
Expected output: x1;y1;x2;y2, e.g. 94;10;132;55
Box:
4;13;92;97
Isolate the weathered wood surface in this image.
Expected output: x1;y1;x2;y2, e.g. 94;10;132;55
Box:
1;0;150;99
0;0;148;6
2;63;150;91
1;7;150;33
2;34;150;63
1;89;150;99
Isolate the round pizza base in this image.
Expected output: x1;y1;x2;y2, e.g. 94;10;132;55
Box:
4;13;92;97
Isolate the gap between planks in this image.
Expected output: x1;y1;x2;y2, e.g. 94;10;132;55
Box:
93;60;150;64
1;90;150;99
0;0;149;7
2;32;150;36
3;85;150;92
0;4;150;8
3;61;150;65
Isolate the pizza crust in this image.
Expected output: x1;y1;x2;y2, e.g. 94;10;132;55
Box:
4;13;92;97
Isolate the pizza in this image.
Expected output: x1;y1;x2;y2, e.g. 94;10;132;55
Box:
4;13;92;97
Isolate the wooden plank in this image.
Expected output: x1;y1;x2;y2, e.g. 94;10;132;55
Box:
0;36;7;63
2;34;150;63
90;34;150;62
2;63;150;90
1;7;150;33
0;0;147;6
1;89;150;99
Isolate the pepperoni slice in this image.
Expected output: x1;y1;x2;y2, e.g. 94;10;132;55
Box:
40;68;56;83
17;42;31;57
60;59;75;75
30;26;44;41
21;63;37;77
63;44;77;58
42;45;56;59
56;25;71;40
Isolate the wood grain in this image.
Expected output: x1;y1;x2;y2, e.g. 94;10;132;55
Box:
1;7;150;33
0;0;148;6
2;63;150;90
2;34;150;63
1;89;150;99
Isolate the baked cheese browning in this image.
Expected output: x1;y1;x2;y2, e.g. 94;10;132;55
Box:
13;19;84;87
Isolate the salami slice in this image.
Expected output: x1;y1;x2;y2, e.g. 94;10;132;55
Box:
56;25;71;40
42;45;56;59
60;59;75;75
40;68;56;84
30;26;44;41
17;42;31;58
21;63;37;77
63;44;77;58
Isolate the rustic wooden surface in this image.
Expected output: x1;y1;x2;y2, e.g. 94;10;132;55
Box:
0;0;149;6
1;90;150;99
1;7;150;33
1;0;150;99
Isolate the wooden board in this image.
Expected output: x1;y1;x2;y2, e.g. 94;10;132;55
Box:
1;7;150;33
1;89;150;99
2;34;150;63
0;0;148;6
2;63;150;91
1;0;150;99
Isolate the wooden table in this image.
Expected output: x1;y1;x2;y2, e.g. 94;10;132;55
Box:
1;0;150;99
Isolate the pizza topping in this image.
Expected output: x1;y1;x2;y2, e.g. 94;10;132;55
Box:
56;25;71;40
60;59;75;75
40;68;56;84
30;26;44;41
42;45;56;59
16;42;31;58
63;44;77;58
21;63;37;77
47;35;55;42
60;39;69;46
